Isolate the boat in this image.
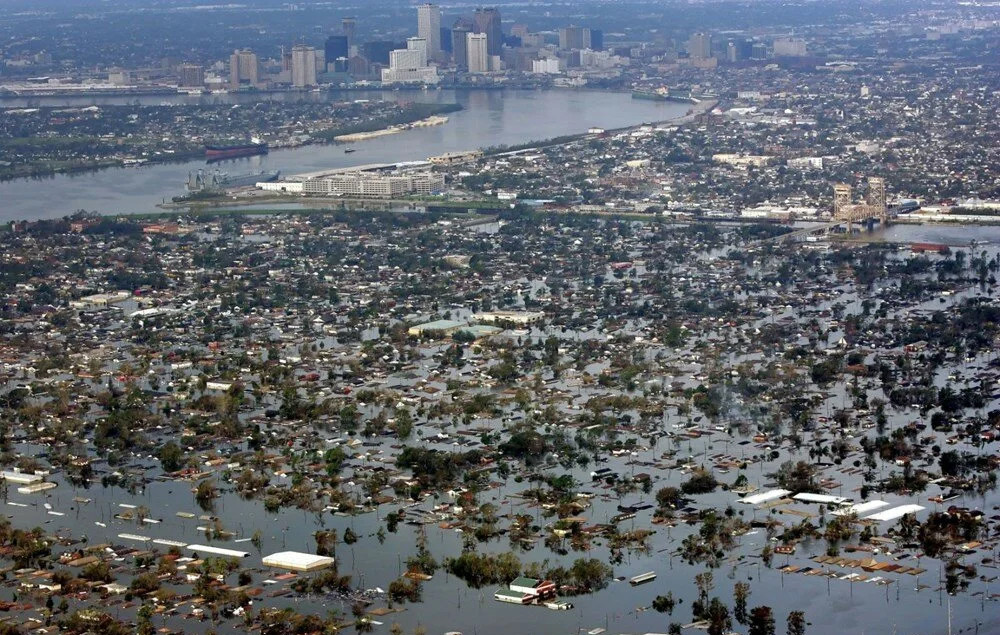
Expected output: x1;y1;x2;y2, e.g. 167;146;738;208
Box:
187;169;280;192
629;571;656;585
632;89;669;101
344;147;356;153
204;142;268;160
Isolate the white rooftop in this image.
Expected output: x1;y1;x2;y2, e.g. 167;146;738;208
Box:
738;489;791;505
792;493;849;505
262;551;336;572
832;500;889;517
864;504;925;522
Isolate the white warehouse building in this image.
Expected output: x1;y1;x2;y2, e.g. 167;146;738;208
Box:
300;171;445;198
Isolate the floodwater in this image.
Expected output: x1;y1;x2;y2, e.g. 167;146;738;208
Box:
0;89;690;223
10;220;1000;635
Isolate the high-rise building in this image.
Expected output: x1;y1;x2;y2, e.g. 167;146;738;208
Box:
467;32;489;73
381;37;438;84
473;8;502;57
559;26;591;50
325;35;349;67
361;41;397;66
452;23;472;70
177;63;204;88
342;17;357;47
590;29;604;51
229;49;259;89
291;45;318;87
773;37;807;57
417;4;442;61
406;37;428;67
687;32;711;59
440;27;453;54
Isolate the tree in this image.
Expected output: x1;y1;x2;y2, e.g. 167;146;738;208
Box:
786;610;806;635
652;592;675;614
137;603;155;635
158;441;185;472
748;605;776;635
655;486;683;510
706;597;731;635
681;469;718;495
734;581;750;625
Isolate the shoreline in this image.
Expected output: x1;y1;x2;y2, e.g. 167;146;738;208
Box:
0;103;461;183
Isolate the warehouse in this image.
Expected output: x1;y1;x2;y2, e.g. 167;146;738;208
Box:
262;551;336;572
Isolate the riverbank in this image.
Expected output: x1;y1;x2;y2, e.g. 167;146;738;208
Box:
481;97;716;156
0;101;462;182
333;114;450;142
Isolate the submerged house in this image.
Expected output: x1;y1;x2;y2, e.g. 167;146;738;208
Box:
494;577;556;604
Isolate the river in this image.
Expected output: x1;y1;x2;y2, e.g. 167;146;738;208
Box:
0;89;690;223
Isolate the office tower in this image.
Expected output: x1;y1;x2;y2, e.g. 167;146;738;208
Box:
687;32;711;59
590;29;603;51
177;63;204;88
417;4;442;60
467;32;489;73
473;8;502;57
291;44;317;87
381;37;437;84
361;41;396;65
452;23;472;70
440;27;453;54
751;42;768;60
726;41;738;63
773;37;807;57
406;37;428;67
342;17;357;47
559;26;591;51
229;49;259;89
325;35;349;66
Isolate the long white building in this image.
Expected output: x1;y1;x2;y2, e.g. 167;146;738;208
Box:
299;171;445;198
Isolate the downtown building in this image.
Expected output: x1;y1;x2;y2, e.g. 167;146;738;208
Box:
417;4;442;61
382;37;439;84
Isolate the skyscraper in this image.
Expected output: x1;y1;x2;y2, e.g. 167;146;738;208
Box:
381;38;438;84
473;7;502;57
406;37;428;67
325;35;349;71
342;17;357;48
417;4;442;61
229;49;259;89
177;63;204;88
559;26;591;51
590;29;604;51
687;32;711;59
467;32;489;73
452;22;472;71
291;44;317;87
361;41;397;65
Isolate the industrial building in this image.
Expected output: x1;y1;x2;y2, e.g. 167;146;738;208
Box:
260;162;444;199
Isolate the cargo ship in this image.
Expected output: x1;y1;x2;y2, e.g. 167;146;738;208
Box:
186;169;279;192
204;142;268;160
